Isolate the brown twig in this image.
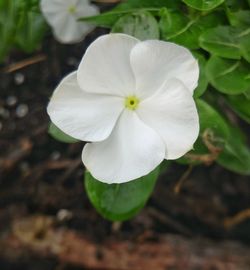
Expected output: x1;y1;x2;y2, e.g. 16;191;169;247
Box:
58;158;82;183
185;129;223;165
0;138;33;174
2;54;47;73
147;207;192;236
224;208;250;230
174;165;193;194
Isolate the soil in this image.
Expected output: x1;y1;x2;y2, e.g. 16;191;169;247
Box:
1;27;250;270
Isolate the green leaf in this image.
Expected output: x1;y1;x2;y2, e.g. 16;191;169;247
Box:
193;52;208;98
224;94;250;123
15;11;47;53
18;0;40;12
0;0;19;61
206;56;250;94
182;0;225;11
159;9;197;49
112;11;159;40
196;99;230;140
159;9;225;49
85;167;160;221
79;0;181;28
199;26;242;59
217;126;250;175
239;30;250;63
180;99;250;175
48;122;79;143
116;0;181;10
0;0;45;62
199;26;250;63
79;11;122;28
178;99;229;164
226;10;250;27
225;0;249;10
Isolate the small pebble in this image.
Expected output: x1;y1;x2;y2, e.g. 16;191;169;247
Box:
0;107;10;119
16;104;29;118
14;72;25;85
6;95;17;107
50;151;61;160
57;209;73;222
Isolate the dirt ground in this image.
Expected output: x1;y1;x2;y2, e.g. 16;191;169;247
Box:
1;29;250;270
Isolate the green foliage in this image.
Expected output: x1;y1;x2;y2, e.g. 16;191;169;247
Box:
85;167;160;221
193;52;209;98
15;11;47;53
112;11;159;40
79;0;181;28
182;0;225;11
115;0;181;10
180;99;250;175
206;56;250;94
158;9;225;49
177;99;229;164
199;26;242;59
225;0;249;10
48;123;79;143
0;0;19;61
199;26;250;62
217;126;250;175
226;10;250;27
159;9;199;49
0;0;46;62
196;99;230;140
224;94;250;123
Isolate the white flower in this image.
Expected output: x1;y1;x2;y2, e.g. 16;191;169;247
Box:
47;34;199;184
40;0;99;44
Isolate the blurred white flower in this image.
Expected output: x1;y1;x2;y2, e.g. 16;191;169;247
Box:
40;0;99;44
47;34;199;184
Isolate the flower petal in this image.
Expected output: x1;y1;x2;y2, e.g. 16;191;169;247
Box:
47;72;123;142
75;0;99;18
130;40;199;98
41;0;98;43
52;15;83;43
62;2;99;44
77;34;139;96
40;0;68;14
82;110;165;184
137;79;199;159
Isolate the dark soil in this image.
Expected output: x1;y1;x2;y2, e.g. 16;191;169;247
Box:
1;29;250;270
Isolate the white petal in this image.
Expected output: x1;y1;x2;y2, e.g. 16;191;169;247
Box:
41;0;99;43
53;16;92;44
137;79;199;159
40;2;67;26
77;34;139;96
47;72;123;142
63;3;99;44
130;40;199;98
75;1;99;18
82;110;165;184
40;0;68;14
41;0;88;13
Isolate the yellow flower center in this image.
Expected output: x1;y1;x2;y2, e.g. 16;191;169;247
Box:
68;5;76;14
124;96;140;110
